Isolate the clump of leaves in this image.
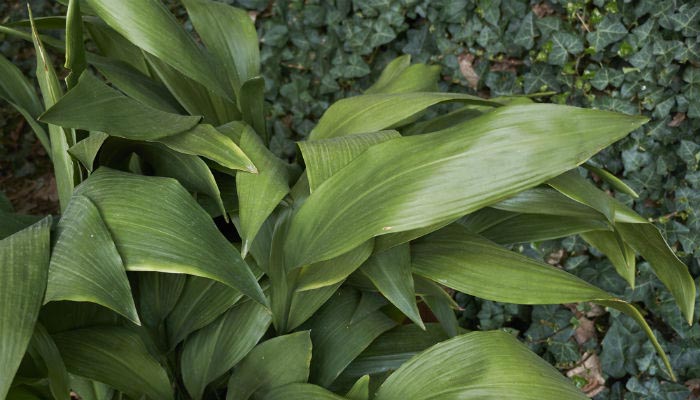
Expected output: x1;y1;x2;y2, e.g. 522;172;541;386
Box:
0;1;695;399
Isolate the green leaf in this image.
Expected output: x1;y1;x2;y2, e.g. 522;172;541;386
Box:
39;72;201;140
157;124;257;172
581;230;636;287
360;244;423;328
28;323;70;400
514;12;536;49
232;123;289;255
296;240;375;292
182;0;260;96
68;132;109;172
548;32;584;66
182;299;271;400
263;384;347;400
226;331;312;400
364;55;411;93
166;276;243;347
47;195;139;324
365;61;441;94
75;168;266;306
582;163;639;198
345;375;370;400
84;0;229;99
64;0;86;89
69;375;113;400
53;327;173;400
480;212;610;244
286;104;647;268
287;282;344;331
0;218;51;400
84;20;149;75
309;288;397;387
30;9;76;211
374;331;587;400
298;130;401;192
309;92;500;140
0;211;43;240
586;15;628;51
138;272;185;328
240;77;268;141
492;187;604;219
616;223;696;325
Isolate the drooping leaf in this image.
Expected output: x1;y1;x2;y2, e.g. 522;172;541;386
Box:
581;230;636;287
309;92;499;140
166;276;244;347
374;331;587;400
84;0;229;99
298;130;401;192
226;331;312;400
39;72;201;140
286;104;647;268
30;9;76;211
360;244;423;328
74;168;266;306
28;323;70;400
182;299;271;400
53;327;173;400
47;195;139;324
0;218;51;399
583;163;639;198
232;123;289;255
309;288;397;387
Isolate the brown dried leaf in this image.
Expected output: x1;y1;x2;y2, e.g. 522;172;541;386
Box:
566;353;605;398
458;53;480;90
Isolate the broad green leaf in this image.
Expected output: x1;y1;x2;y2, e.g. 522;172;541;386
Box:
286;104;647;268
350;292;388;324
240;77;267;142
144;53;239;125
182;0;260;96
373;218;457;253
138;272;186;328
64;0;86;89
402;105;486;136
309;288;397;387
263;384;347;400
581;230;636;287
47;195;139;324
0;218;51;399
75;168;266;306
411;224;675;378
345;375;370;400
492;187;604;219
0;211;43;240
420;288;460;337
334;323;449;392
39;72;201;140
84;0;229;99
30;9;76;211
364;55;411;93
84;20;149;74
287;281;344;331
226;331;312;400
91;57;182;113
374;331;587;400
28;323;70;400
460;207;518;233
38;301;120;335
68;132;109;172
166;276;243;347
298;130;401;192
53;327;173;400
69;375;113;400
365;61;441;94
267;210;297;332
476;213;610;244
158;124;257;172
616;223;696;325
309;92;499;140
233;123;289;255
182;299;271;400
360;244;423;329
296;240;375;292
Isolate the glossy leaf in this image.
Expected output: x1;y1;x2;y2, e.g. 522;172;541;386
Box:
84;0;229;98
309;288;397;387
360;244;423;328
47;195;139;324
182;299;271;400
53;327;173;400
74;168;266;305
296;240;374;292
298;130;400;192
226;331;312;400
286;104;647;268
309;92;499;140
39;72;201;140
492;187;603;219
374;331;587;400
0;218;51;399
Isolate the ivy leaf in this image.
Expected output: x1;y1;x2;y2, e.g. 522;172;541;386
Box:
523;64;559;94
548;33;583;66
513;12;536;50
586;15;628;51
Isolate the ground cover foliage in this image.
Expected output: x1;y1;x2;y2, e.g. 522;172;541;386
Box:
1;0;699;398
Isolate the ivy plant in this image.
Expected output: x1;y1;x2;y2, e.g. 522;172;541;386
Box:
0;0;696;399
